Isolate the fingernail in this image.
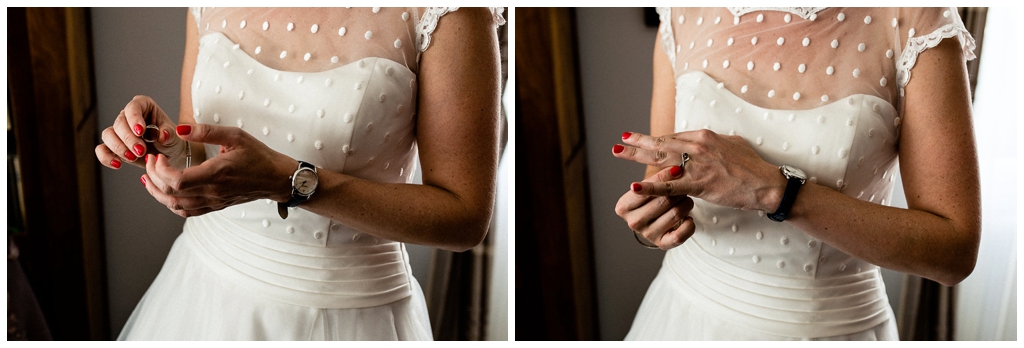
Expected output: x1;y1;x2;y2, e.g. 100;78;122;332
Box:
110;159;121;169
162;130;170;143
133;124;144;136
613;144;624;154
140;176;147;186
124;150;137;161
631;183;642;192
133;144;145;156
622;132;631;140
144;155;149;164
670;165;682;177
176;124;192;136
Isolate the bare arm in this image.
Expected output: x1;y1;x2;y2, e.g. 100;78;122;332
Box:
644;34;677;179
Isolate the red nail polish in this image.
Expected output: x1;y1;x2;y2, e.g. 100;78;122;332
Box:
670;165;682;177
124;150;136;161
162;130;170;143
133;144;145;156
133;124;144;136
110;159;121;169
176;124;192;136
144;155;149;164
140;176;147;186
631;183;642;192
613;144;624;154
622;132;631;140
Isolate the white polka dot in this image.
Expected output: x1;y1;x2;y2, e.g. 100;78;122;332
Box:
213;113;220;123
756;136;763;145
286;226;295;234
342;144;351;153
826;66;835;75
239;20;246;29
702;59;708;68
756;14;764;22
714;16;721;25
773;62;781;71
262;21;269;30
734;16;739;25
379;94;386;102
263;98;270;107
751;36;758;45
777;37;785;45
222;61;230;68
303;52;311;61
354;82;362;90
858;43;866;52
287;133;294;142
864;16;872;24
364;30;373;40
394;39;402;49
723;60;730;69
262;127;269;135
838;12;846;21
707;38;713;47
880;77;888;87
296;76;303;83
338;27;347;36
741;85;748;94
892;18;898;27
908;28;916;38
821;95;829;102
402;12;410;21
221;20;226;28
317;109;326;118
767;89;776;98
747;61;754;70
274;74;281;82
838;147;849;158
727;37;734;46
344;113;353;123
798;64;806;73
280;51;287;59
710;100;717;107
793;92;801;101
697;17;703;25
287;22;294;31
784;14;792;23
238;91;245;100
372;7;380;13
214;86;221;93
254;46;261;54
237;118;244;128
886;49;894;59
314;140;323;150
853;68;861;78
782;142;789;151
325;79;333;87
753;255;761;263
802;37;810;46
311;24;319;33
330;56;338;63
831;39;839;48
817;115;826;123
288;104;295;113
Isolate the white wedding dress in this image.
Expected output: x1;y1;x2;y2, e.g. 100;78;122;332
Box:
625;7;975;340
117;7;504;340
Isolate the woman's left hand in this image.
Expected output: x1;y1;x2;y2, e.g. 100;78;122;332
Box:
140;124;294;217
614;130;787;212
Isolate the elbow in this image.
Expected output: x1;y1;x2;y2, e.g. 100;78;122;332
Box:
934;226;981;287
441;207;493;253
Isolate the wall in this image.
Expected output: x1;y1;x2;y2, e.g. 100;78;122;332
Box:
575;7;907;340
91;8;433;337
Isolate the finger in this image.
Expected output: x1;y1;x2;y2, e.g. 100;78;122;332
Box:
176;123;243;147
631;177;695;197
149;153;205;196
113;111;147;160
660;216;697;249
621;195;685;233
95;144;123;169
142;169;208;212
123;95;163;136
102;126;138;163
612;144;682;168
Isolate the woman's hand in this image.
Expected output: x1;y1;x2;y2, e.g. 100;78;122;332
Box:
95;95;187;170
614;130;787;213
614;165;696;250
140;123;295;218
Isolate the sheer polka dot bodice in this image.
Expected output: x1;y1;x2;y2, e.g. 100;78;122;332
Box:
649;8;975;336
175;8;504;309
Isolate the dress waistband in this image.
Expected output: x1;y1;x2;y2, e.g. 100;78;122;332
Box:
665;241;891;338
183;213;413;309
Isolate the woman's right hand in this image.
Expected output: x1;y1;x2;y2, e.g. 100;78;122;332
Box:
95;95;187;170
614;164;697;250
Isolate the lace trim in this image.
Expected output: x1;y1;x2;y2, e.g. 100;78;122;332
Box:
727;7;827;20
656;7;676;67
190;7;203;31
895;22;977;90
417;7;459;53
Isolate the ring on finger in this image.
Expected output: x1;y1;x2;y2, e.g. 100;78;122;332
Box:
632;230;660;249
681;152;690;169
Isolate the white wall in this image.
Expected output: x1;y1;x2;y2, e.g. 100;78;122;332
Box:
91;8;433;337
575;8;910;340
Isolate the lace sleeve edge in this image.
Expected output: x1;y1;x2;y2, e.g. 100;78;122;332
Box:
895;22;978;90
656;7;675;67
416;7;505;54
190;7;202;31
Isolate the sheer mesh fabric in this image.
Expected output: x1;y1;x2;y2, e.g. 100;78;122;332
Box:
657;7;975;114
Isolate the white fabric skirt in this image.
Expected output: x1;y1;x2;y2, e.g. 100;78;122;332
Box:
625;242;899;341
117;228;432;340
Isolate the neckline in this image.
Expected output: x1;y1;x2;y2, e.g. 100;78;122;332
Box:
680;70;898;115
199;31;416;77
726;7;827;20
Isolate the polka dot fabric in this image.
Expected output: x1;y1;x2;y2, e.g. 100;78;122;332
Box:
629;7;976;339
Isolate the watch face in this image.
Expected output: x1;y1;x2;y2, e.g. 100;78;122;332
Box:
782;165;807;180
293;168;318;196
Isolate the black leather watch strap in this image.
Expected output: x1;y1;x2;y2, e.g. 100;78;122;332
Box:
767;177;804;222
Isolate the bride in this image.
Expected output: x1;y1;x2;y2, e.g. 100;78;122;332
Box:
94;7;504;340
613;7;979;340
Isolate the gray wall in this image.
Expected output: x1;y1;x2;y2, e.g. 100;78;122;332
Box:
91;8;433;337
575;8;904;340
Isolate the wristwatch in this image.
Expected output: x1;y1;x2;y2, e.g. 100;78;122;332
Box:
278;161;318;219
767;165;807;222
